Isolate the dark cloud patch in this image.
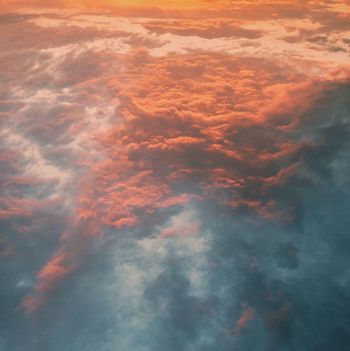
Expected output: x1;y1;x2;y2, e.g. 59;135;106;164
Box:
0;13;38;25
279;23;350;55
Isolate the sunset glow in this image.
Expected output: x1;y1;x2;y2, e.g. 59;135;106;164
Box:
1;1;350;350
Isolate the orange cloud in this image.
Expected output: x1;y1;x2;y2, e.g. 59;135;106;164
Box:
1;0;344;21
236;307;255;334
36;249;78;293
143;19;263;39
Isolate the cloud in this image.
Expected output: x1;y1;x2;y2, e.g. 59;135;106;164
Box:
236;307;255;334
143;19;263;39
1;4;350;351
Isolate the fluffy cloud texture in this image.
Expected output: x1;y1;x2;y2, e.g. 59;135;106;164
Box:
1;1;350;350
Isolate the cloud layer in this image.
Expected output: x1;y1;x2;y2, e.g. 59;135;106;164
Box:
1;2;350;350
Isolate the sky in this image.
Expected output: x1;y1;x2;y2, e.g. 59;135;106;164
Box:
0;1;350;350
